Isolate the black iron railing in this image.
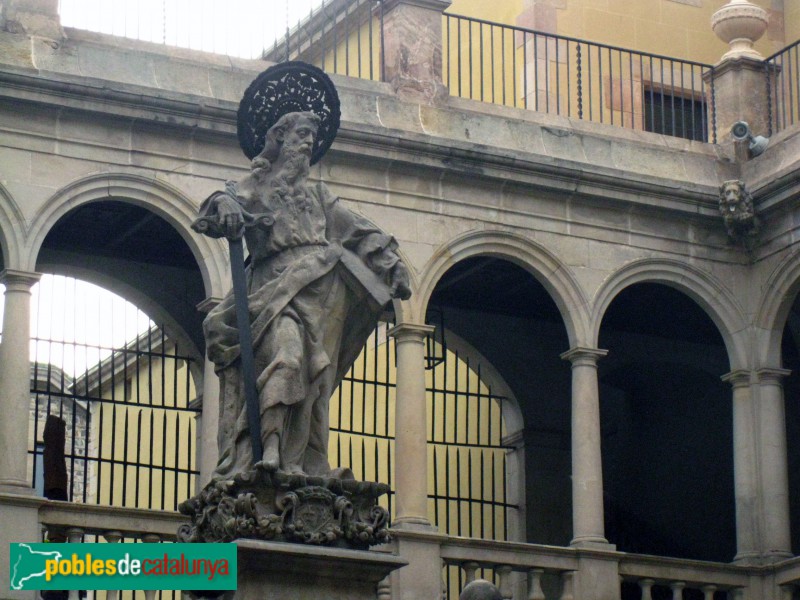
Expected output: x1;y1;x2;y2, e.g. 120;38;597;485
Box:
767;40;800;135
329;322;515;540
265;0;385;82
443;13;716;143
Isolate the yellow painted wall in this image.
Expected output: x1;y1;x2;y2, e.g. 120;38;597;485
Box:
448;0;790;61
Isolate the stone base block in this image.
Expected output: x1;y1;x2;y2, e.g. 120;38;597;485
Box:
221;539;407;600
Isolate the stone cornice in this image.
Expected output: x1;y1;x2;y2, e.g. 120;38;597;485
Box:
0;65;730;219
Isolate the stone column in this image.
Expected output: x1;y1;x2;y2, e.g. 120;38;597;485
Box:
0;269;41;493
381;0;450;104
389;322;435;528
722;370;759;562
754;367;792;560
560;347;609;546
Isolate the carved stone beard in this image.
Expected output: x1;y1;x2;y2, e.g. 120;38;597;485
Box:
270;143;312;211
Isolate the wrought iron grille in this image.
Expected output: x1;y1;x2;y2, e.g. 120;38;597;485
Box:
25;275;199;511
767;40;800;135
442;13;716;143
265;0;385;82
328;322;515;599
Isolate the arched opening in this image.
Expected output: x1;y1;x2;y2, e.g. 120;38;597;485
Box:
24;199;207;510
779;291;800;555
426;255;572;546
36;199;207;359
598;282;735;563
25;275;198;509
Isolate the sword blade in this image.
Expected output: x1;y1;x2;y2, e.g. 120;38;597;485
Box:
229;237;263;462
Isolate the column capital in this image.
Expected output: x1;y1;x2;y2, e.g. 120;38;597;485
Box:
755;367;791;384
560;347;608;365
388;322;435;342
721;369;752;388
0;269;41;289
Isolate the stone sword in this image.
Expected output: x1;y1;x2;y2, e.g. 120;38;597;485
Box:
193;181;274;465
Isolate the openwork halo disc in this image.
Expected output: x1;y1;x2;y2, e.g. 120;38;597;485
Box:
237;61;341;165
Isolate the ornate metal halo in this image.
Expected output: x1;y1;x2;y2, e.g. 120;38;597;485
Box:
237;61;341;165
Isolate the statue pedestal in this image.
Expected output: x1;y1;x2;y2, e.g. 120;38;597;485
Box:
232;539;407;600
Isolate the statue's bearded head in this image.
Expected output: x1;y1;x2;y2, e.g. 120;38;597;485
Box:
257;112;321;166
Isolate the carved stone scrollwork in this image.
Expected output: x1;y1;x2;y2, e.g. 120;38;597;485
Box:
177;465;391;549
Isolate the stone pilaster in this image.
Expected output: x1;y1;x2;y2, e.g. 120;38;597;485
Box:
560;347;609;547
705;0;773;148
703;58;776;148
722;369;759;563
754;367;792;560
388;322;435;529
381;0;450;104
0;269;41;494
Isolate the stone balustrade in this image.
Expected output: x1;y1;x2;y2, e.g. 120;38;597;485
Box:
39;500;188;542
619;554;750;600
37;501;188;600
34;501;800;600
440;537;579;599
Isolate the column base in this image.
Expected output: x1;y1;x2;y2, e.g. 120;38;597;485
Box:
570;536;615;551
392;516;435;532
733;550;761;565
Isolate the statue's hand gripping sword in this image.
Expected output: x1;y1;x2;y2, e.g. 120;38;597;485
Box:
193;181;274;465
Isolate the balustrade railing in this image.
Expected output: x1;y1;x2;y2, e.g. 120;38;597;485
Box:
619;554;750;600
440;537;578;600
767;40;800;135
442;13;716;143
39;501;187;600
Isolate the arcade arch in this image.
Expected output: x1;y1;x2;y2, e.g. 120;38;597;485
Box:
597;281;735;563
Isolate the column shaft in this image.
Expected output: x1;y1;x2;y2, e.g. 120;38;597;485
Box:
755;368;792;558
0;270;41;491
723;370;759;561
561;347;608;546
389;323;435;527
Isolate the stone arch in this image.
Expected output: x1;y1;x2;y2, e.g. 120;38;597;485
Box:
415;230;590;347
755;251;800;366
24;173;228;299
0;181;26;269
591;258;749;371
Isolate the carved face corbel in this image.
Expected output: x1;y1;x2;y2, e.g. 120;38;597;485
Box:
718;179;757;242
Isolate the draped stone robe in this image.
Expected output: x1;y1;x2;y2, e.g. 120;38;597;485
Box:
200;174;406;478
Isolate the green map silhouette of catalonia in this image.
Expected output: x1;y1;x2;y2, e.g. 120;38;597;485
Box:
10;544;63;590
